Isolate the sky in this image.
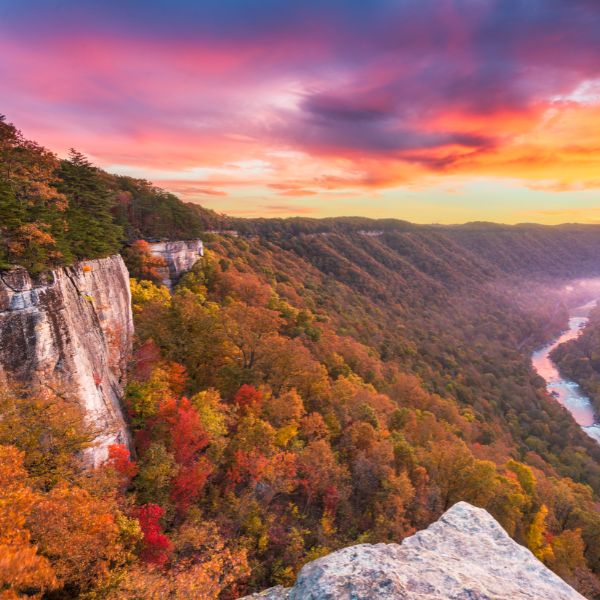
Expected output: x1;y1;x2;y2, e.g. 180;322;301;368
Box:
2;0;600;223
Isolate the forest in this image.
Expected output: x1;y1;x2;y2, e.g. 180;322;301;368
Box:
0;116;222;273
3;116;600;598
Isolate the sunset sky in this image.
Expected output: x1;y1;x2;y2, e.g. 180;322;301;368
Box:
2;0;600;223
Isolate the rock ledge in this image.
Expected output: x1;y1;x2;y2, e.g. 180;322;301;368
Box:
243;502;584;599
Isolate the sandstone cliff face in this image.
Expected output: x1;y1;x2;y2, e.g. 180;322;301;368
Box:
0;255;133;466
245;502;584;600
148;239;203;288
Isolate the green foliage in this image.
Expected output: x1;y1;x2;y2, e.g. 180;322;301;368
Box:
0;116;226;273
134;442;179;508
111;175;224;240
56;150;123;259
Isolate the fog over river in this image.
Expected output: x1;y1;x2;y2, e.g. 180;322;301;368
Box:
532;300;600;444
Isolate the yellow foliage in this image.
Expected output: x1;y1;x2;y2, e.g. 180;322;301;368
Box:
130;278;171;310
527;504;554;562
320;508;337;536
275;423;299;448
109;520;249;600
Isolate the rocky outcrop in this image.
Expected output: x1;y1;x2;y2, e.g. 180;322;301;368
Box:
244;502;584;600
148;239;203;288
0;255;133;466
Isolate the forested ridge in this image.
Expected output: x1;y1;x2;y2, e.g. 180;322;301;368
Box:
0;116;222;273
4;116;600;598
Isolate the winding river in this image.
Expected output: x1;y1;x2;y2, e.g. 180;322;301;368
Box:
531;300;600;444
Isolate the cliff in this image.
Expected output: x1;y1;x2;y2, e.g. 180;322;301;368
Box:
148;239;203;288
0;255;133;466
245;502;584;600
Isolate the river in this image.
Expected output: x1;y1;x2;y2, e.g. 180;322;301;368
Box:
531;300;600;444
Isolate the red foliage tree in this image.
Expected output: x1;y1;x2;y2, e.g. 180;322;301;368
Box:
170;458;213;513
146;397;213;515
137;503;171;565
107;443;138;480
233;384;263;415
156;396;210;465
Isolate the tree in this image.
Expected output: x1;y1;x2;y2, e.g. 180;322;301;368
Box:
107;444;138;483
110;520;249;599
0;445;57;597
56;150;123;259
422;440;496;512
154;397;210;465
123;240;168;284
27;483;123;593
0;386;95;486
234;384;264;415
371;472;416;541
221;303;282;372
298;440;350;510
137;503;171;566
0;178;24;268
0;117;69;271
264;389;306;428
526;505;554;562
134;443;179;507
170;460;213;514
549;529;588;577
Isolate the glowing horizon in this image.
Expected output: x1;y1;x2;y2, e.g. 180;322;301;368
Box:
2;0;600;224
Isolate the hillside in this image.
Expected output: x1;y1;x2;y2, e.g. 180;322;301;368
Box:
0;116;224;273
205;229;600;483
112;228;600;596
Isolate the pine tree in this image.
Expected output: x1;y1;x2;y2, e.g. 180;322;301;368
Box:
57;150;123;259
0;178;23;268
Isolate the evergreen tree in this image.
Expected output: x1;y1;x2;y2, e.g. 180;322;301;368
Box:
57;150;123;259
0;178;22;268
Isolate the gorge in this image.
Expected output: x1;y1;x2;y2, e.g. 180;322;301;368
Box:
6;113;600;598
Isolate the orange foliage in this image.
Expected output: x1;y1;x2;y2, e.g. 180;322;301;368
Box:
27;484;121;592
0;445;56;598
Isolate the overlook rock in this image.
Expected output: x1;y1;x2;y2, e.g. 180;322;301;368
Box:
244;502;584;600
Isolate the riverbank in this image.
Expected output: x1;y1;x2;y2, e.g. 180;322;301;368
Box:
532;300;600;444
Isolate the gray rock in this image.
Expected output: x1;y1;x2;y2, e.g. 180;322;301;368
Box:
147;239;203;288
242;502;584;600
0;255;133;465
